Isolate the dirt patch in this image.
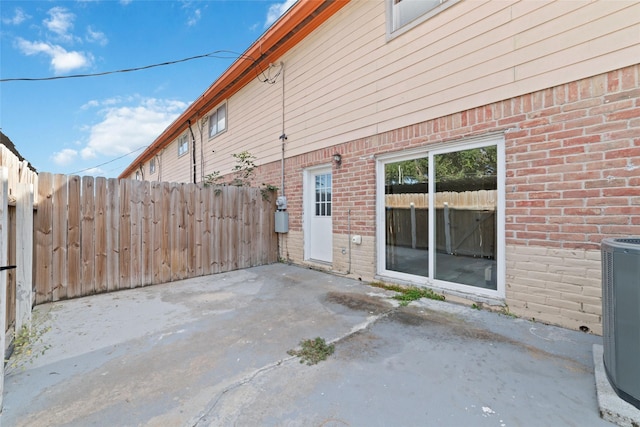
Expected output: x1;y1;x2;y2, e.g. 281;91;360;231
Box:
325;292;392;315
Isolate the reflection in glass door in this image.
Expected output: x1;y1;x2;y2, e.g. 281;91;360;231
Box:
382;143;499;292
434;146;497;290
385;157;429;277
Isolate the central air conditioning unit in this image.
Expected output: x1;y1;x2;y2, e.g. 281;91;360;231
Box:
601;237;640;410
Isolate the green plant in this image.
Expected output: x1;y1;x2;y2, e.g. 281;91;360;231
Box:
500;305;518;318
260;183;278;201
471;303;481;310
287;337;335;365
230;151;256;187
203;170;222;187
6;314;52;373
369;281;445;305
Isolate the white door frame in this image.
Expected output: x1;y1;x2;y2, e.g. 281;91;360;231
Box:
303;164;333;263
375;132;506;300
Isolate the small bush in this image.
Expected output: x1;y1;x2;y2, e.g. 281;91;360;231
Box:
287;337;335;365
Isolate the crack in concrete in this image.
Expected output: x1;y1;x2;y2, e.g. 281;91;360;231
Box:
190;306;395;426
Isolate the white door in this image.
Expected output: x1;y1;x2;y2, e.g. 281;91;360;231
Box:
305;167;333;263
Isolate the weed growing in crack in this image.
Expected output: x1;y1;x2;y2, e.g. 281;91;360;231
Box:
287;337;335;365
369;282;445;306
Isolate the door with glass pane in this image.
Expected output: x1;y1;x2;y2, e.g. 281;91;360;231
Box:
306;167;333;263
381;141;500;294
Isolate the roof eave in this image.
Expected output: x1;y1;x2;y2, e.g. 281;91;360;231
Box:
119;0;349;179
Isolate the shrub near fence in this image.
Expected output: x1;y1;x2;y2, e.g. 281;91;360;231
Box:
34;174;278;304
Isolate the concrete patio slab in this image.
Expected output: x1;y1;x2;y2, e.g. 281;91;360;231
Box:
2;264;611;426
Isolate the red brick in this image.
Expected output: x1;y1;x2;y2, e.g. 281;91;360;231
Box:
585;121;628;135
584;216;629;225
584;178;627;188
531;157;564;167
531;123;564;136
565;152;604;164
549;216;584;224
549;146;584;157
515;200;546;208
586;197;630;206
605;147;640;159
607;108;640;121
603;187;640;197
601;225;640;234
528;224;560;232
564;208;603;216
604;88;640;103
516;216;546;223
546;181;582;191
549;233;587;242
529;191;561;199
529;174;563;184
546;163;583;174
563;135;601;146
548;199;584;207
590;99;634;115
607;70;620;92
562;189;601;199
516;231;549;240
561;225;599;234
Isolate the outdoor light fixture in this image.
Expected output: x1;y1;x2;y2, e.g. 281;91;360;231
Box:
333;153;342;165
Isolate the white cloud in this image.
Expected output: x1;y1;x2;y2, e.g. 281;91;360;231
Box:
264;0;297;28
186;9;201;27
120;0;133;5
2;8;30;25
86;26;108;46
51;148;78;166
16;38;92;74
81;98;188;159
44;7;76;42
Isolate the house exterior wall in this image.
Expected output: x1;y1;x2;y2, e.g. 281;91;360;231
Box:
254;64;640;335
123;1;640;334
127;0;640;183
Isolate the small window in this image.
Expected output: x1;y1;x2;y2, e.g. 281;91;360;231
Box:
388;0;454;35
135;170;141;181
178;133;189;157
149;157;156;174
208;103;227;138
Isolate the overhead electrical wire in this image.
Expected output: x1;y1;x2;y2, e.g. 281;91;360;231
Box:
69;145;147;175
0;50;273;83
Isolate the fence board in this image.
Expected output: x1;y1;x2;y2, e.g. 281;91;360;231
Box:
15;183;33;331
106;178;119;292
129;180;142;289
95;177;108;293
195;185;204;277
67;176;81;298
186;183;196;278
52;174;68;301
160;182;171;283
35;173;53;304
151;182;162;285
119;179;131;289
202;186;212;276
81;176;95;296
141;181;152;286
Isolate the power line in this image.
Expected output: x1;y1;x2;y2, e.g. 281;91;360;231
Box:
0;50;269;82
69;145;147;175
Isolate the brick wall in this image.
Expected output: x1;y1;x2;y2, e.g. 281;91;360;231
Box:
254;64;640;333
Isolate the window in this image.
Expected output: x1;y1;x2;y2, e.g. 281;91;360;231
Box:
208;103;227;138
178;133;189;157
149;157;156;174
388;0;455;35
376;134;505;298
135;170;141;181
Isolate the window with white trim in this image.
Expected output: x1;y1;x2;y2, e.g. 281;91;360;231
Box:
149;157;156;174
208;103;226;138
388;0;455;35
178;133;189;157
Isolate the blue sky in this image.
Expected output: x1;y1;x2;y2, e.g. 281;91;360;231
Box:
0;0;295;177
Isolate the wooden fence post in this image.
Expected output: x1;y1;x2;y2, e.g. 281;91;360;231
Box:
0;167;8;410
15;183;33;332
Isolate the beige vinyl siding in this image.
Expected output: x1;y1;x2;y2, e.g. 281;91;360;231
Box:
157;0;640;183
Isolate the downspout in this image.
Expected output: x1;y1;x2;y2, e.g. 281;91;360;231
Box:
187;119;196;184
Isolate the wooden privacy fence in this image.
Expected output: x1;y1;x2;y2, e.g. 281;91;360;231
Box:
34;174;278;304
385;191;497;259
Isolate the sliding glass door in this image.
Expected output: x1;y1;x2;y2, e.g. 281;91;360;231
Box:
378;136;504;297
